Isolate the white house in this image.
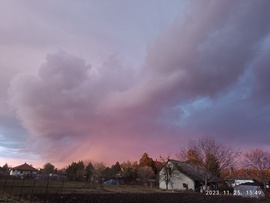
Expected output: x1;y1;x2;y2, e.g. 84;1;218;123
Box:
10;163;38;177
159;160;218;192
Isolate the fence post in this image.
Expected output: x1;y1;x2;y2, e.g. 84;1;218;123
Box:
19;177;25;201
60;180;64;195
45;178;50;203
2;178;7;195
9;176;15;198
30;178;37;203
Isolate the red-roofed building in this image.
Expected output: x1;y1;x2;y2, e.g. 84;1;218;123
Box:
10;163;38;176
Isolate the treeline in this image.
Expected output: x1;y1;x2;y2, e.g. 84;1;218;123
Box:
1;136;270;188
37;152;161;184
61;153;161;183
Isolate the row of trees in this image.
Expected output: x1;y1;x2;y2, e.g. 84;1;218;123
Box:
47;137;269;190
2;136;269;188
38;152;159;184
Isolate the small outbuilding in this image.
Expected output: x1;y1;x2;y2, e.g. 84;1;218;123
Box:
10;163;38;177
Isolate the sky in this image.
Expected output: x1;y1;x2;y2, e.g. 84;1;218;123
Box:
1;0;270;168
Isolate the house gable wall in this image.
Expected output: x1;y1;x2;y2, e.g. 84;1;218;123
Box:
159;161;195;191
171;170;195;191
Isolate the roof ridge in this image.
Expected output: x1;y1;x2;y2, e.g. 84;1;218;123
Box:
13;163;38;171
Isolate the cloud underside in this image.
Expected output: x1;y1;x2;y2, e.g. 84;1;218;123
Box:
8;0;270;163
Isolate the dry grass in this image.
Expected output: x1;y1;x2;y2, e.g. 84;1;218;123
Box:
1;178;270;202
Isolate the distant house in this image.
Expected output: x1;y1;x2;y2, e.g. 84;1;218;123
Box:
230;179;255;187
222;168;257;188
159;160;219;192
10;163;38;177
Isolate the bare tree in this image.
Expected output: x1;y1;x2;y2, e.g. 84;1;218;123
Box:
159;156;175;190
177;136;241;190
243;148;270;189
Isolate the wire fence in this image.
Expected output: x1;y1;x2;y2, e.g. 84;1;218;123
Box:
0;175;161;202
0;175;82;202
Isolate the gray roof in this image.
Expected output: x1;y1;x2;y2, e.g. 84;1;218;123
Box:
168;160;219;182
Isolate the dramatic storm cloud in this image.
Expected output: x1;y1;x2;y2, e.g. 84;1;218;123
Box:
2;0;270;166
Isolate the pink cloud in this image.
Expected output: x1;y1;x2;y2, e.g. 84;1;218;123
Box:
8;0;270;166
